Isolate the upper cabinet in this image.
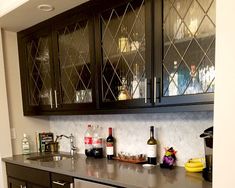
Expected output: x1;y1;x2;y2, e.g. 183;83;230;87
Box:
18;13;96;115
18;27;55;114
154;0;215;106
17;0;215;115
53;15;97;112
96;0;153;109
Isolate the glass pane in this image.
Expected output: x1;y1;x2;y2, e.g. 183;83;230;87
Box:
58;21;92;104
101;0;146;102
163;0;215;96
27;36;52;106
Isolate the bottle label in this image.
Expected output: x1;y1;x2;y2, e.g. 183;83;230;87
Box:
84;137;92;145
106;142;114;155
93;138;102;148
23;144;29;149
147;145;157;158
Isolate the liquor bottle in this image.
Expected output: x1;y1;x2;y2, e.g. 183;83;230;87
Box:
147;126;157;165
92;125;103;158
118;77;131;100
84;124;93;157
168;61;178;96
185;65;201;94
22;133;30;155
106;127;115;160
131;63;140;99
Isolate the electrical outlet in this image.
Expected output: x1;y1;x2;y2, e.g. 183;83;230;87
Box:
10;128;16;139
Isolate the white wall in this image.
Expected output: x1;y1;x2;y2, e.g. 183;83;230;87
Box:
0;28;12;188
214;0;235;187
2;30;50;155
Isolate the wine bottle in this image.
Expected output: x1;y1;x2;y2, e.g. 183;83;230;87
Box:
147;126;157;165
106;127;115;160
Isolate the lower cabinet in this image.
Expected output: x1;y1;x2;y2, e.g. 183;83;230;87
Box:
6;163;117;188
8;177;26;188
6;163;50;188
8;177;47;188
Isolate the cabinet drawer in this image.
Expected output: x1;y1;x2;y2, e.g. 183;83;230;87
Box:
51;173;73;188
6;163;50;187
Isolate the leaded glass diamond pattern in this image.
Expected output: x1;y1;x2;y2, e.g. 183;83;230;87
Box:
163;0;215;96
27;37;52;106
58;21;92;104
101;0;146;102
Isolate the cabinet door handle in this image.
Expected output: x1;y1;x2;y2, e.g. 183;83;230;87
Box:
49;89;53;108
54;90;58;108
52;181;67;186
20;185;26;188
154;77;157;103
157;77;161;103
144;78;147;103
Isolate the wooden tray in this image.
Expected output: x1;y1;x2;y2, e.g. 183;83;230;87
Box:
113;157;147;164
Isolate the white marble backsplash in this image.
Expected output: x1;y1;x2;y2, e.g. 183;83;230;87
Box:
50;112;213;166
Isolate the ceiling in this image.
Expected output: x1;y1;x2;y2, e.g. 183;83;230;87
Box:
0;0;89;32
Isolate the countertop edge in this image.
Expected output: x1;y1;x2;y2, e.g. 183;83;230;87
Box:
2;157;140;188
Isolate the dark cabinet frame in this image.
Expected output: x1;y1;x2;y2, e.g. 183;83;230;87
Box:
17;0;214;116
52;12;97;112
94;0;154;110
18;6;98;115
153;0;214;107
18;24;55;115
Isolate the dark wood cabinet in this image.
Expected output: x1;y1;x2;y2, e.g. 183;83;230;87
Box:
153;0;215;107
18;26;55;115
52;13;97;112
17;0;215;115
18;9;96;115
8;177;26;188
5;163;117;188
95;0;153;109
6;163;50;188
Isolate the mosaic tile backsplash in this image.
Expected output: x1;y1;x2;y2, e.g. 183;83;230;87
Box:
50;112;213;166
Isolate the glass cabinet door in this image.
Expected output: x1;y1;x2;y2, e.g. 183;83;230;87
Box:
162;0;215;98
99;0;151;107
25;33;54;109
55;19;94;109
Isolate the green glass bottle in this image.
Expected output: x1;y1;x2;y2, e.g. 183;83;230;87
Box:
147;126;157;165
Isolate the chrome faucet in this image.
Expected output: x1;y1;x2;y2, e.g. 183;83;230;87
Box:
56;134;77;156
69;134;77;156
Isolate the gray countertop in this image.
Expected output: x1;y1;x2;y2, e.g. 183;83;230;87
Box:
2;153;212;188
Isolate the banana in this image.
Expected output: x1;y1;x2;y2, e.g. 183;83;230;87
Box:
185;166;204;173
188;158;205;163
184;158;205;173
185;162;203;168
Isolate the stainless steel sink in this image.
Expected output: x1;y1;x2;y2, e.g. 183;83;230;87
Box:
27;154;72;162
